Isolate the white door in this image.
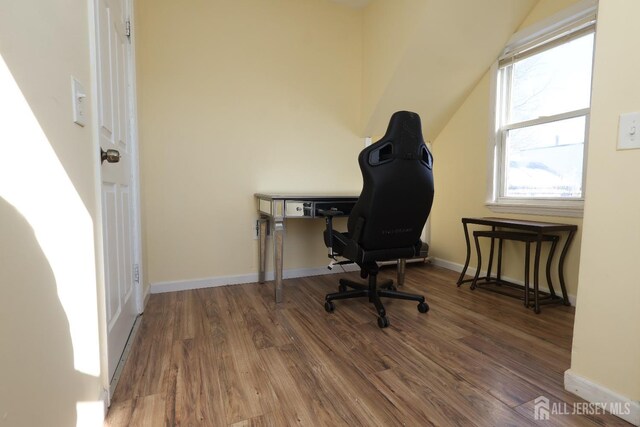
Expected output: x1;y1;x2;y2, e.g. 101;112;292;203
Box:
95;0;138;383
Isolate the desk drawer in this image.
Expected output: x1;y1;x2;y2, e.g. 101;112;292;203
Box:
285;201;313;217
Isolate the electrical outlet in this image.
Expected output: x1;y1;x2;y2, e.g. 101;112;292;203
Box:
253;221;260;240
253;220;270;240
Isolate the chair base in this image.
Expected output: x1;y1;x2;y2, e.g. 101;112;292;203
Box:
324;271;428;328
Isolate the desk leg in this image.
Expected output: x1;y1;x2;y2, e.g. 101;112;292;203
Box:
558;230;575;306
258;217;268;283
273;219;285;303
457;222;471;285
397;259;406;287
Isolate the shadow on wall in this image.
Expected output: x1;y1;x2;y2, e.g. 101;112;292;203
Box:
0;199;97;427
0;54;103;426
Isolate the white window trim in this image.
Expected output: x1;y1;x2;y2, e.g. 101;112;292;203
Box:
486;200;585;218
501;0;597;59
486;0;598;218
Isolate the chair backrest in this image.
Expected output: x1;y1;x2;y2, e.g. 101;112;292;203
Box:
348;111;434;251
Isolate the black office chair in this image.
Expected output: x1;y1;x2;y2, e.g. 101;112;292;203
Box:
320;111;434;328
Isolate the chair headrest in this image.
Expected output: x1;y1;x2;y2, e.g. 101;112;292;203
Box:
367;111;432;169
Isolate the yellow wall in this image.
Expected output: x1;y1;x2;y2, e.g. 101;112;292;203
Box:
0;0;104;425
569;0;640;402
136;0;363;286
2;0;636;425
136;0;539;288
430;0;584;300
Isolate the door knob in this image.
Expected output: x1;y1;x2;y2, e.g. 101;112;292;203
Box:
101;148;121;164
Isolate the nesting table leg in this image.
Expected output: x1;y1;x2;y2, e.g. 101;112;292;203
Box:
524;241;531;308
457;222;471;286
471;232;483;290
533;236;543;314
558;231;575;306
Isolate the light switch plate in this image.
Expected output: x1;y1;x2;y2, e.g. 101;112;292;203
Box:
71;77;87;127
617;112;640;150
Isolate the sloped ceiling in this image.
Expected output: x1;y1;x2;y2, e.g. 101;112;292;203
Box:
362;0;538;141
328;0;371;8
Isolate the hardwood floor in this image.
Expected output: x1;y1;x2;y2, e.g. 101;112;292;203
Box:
105;265;629;426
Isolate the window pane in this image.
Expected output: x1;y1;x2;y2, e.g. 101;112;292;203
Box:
504;116;585;198
508;33;594;123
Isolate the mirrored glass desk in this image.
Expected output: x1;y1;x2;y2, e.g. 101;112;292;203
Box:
255;193;411;303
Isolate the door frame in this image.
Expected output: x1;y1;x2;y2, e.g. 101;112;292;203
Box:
87;0;144;403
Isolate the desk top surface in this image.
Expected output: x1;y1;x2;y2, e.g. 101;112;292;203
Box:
462;216;577;232
255;193;359;201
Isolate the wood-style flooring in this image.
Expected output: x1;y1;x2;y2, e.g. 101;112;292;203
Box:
105;264;630;426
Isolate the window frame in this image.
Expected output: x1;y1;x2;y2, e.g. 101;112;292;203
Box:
486;0;597;218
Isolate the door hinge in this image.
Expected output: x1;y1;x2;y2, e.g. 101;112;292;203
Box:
125;20;131;39
133;264;140;283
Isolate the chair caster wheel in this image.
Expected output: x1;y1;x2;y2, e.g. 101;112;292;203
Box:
324;301;335;313
377;316;390;328
417;302;429;313
338;284;347;292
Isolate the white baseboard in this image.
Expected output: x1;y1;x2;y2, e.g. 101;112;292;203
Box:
150;264;360;294
150;256;577;305
102;388;109;414
430;257;467;274
565;370;640;426
75;390;108;427
430;257;577;306
143;286;150;307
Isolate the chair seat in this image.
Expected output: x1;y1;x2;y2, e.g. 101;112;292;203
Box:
326;229;420;264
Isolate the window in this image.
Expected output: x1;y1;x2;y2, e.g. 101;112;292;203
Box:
488;2;596;217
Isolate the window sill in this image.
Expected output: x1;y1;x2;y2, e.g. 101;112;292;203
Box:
486;201;583;218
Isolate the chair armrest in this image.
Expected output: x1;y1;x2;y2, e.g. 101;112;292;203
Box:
317;208;344;217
